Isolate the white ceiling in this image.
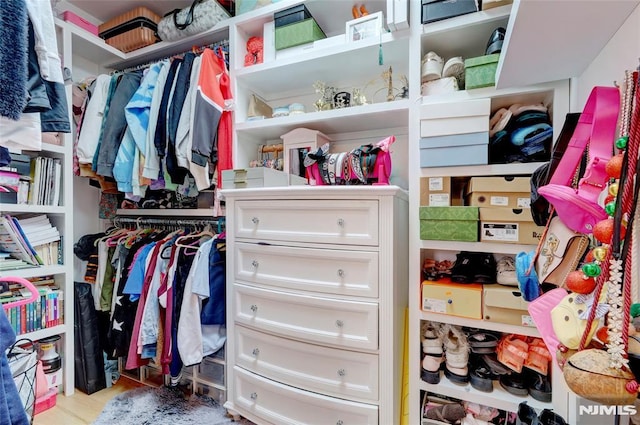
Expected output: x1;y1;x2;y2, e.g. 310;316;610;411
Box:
64;0;195;23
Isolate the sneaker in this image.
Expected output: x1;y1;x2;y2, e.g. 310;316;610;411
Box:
496;256;518;286
421;51;444;83
442;56;465;85
443;324;469;384
473;253;497;284
451;251;475;283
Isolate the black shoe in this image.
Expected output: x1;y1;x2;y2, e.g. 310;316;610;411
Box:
469;362;495;393
473;253;497;283
499;372;528;396
526;369;552;403
451;251;475;283
485;27;506;55
539;409;568;425
518;402;539;425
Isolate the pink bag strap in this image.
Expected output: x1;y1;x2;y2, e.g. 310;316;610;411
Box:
549;86;620;202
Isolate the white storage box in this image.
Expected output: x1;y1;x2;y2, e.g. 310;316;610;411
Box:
420;98;490;137
221;168;307;189
419;132;488;167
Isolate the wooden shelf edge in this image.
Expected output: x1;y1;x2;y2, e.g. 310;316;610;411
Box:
420;311;540;337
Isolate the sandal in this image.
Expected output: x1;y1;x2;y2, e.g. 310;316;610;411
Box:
523;337;551;375
421;322;444;384
443;324;470;384
425;402;467;424
497;334;529;373
468;332;499;354
526;369;552;403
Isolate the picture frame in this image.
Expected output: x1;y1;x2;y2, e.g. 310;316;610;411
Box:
346;11;384;43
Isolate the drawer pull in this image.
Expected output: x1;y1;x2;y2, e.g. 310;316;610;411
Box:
337;218;345;227
337;421;344;425
337;269;345;277
336;319;344;328
250;304;258;313
251;260;259;268
337;368;346;377
250;392;258;400
252;348;260;356
251;217;259;224
447;299;453;304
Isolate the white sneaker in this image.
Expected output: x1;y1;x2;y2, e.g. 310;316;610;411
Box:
496;256;518;286
442;56;465;81
421;51;444;83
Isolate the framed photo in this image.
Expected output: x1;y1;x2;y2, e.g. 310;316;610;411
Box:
346;11;384;43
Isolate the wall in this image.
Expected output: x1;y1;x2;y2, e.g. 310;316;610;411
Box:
575;4;640;109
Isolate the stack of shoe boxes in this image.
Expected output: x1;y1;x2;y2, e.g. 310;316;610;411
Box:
467;176;544;245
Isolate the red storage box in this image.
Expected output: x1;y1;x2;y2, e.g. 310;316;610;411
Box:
62;11;99;36
34;388;57;415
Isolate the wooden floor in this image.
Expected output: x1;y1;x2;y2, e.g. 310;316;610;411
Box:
33;377;144;425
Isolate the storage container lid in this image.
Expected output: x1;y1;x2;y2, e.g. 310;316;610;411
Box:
464;54;500;67
419;206;478;220
419;132;488;149
274;4;311;19
479;207;533;222
483;284;529;309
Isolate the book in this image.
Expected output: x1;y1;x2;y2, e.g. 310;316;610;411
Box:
0;216;38;265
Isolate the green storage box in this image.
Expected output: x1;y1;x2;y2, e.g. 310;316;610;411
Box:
275;18;326;50
419;206;479;241
464;54;500;90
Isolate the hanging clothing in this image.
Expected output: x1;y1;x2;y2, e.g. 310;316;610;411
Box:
76;75;111;165
0;307;30;425
0;0;28;121
142;60;171;182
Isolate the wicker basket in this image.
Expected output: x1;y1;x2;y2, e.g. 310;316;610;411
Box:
98;7;161;53
563;349;637;405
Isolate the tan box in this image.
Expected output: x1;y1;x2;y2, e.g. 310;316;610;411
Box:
483;284;535;327
421;279;482;319
420;176;451;206
467;176;531;208
479;208;544;245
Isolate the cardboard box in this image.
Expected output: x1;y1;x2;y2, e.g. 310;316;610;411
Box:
419;133;488;167
221;168;307;189
466;176;532;208
275;18;326;50
465;54;500;89
479;207;544;244
422;279;483;319
420;176;451;206
420;98;490;137
483;284;534;327
419;206;478;241
421;0;478;24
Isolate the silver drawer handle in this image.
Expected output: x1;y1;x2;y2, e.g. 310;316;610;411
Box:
337;269;344;277
337;369;346;377
336;320;344;328
250;392;258;400
251;217;259;224
337;218;344;227
251;260;259;268
252;348;260;356
250;304;258;313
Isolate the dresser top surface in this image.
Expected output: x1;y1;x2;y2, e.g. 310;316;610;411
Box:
221;185;408;201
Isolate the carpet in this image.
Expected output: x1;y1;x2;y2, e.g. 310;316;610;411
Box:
93;386;253;425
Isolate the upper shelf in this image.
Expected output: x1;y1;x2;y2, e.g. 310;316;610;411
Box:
496;0;640;89
55;17;125;65
235;99;409;140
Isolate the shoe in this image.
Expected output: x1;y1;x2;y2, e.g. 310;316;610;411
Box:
485;27;506;55
442;56;465;84
443;324;470;384
517;402;538;425
421;322;444;384
499;372;528;396
523;337;551;375
469;356;496;393
496;256;518;286
425;402;467;423
473;253;497;284
538;409;568;425
451;251;475;283
421;51;444;83
489;108;513;138
497;334;529;373
526;369;552;403
481;353;512;376
468;332;499;354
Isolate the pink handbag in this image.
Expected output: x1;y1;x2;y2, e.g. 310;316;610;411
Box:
527;287;568;367
538;86;620;233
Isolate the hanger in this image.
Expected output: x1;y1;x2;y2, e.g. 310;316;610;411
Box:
1;277;39;311
174;225;215;249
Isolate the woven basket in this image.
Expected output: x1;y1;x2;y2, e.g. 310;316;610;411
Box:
98;7;161;53
563;349;637;405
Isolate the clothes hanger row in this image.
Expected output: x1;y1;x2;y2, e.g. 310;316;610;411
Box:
113;39;230;74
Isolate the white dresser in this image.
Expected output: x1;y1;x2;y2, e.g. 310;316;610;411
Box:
222;186;408;425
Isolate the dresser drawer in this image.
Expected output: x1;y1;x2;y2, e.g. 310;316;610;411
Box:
235;242;379;298
236;325;378;402
234;283;378;351
232;366;379;425
235;200;379;246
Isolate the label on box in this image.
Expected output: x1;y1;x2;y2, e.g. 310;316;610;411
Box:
517;197;531;208
429;194;450;206
429;177;444;191
482;223;518;242
522;315;535;327
490;196;508;206
423;298;446;313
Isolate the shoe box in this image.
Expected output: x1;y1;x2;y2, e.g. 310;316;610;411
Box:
419;99;490;168
480;0;513;10
274;5;326;51
466;176;531;209
465;54;500;90
421;0;478;25
483;284;534;327
479;207;544;245
419;206;478;241
420;176;461;206
422;278;483;319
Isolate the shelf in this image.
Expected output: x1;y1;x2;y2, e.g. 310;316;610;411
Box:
420;5;512;62
55;17;125;65
421;311;540;338
420;161;544;177
419;373;551;413
40;143;66;155
420;240;535;255
115;208;216;217
16;324;67;341
236;99;410;140
496;0;639;89
421;82;556;106
0;205;65;214
0;265;67;279
235;31;410;95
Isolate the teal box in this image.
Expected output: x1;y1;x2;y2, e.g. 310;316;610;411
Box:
275;18;326;50
419;206;479;241
464;54;500;89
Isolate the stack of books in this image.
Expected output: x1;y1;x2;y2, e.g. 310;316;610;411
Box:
18;215;61;266
0;214;62;268
0;276;63;335
0;154;61;206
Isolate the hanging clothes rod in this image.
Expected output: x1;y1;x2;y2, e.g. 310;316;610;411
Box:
112;216;224;229
115;39;230;73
